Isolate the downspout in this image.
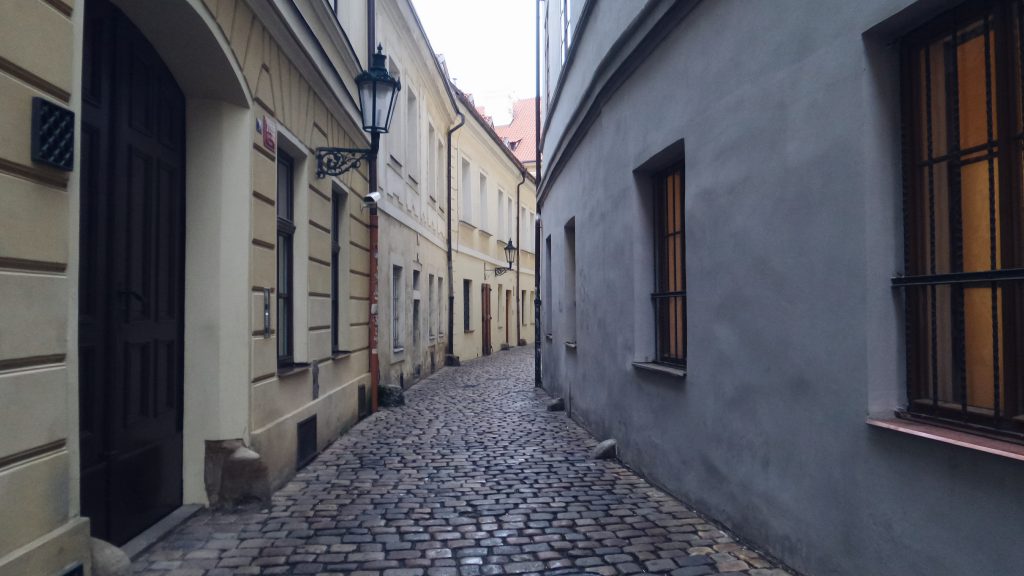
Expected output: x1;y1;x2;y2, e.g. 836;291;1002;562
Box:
515;169;526;346
446;111;466;365
534;0;544;387
367;0;380;410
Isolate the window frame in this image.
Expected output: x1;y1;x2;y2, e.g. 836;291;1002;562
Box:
331;188;348;354
897;0;1024;440
651;162;686;368
393;265;404;352
277;151;295;367
463;279;472;332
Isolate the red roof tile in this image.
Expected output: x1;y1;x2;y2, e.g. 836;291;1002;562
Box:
493;98;538;164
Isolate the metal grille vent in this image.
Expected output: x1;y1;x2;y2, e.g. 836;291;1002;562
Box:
32;97;75;171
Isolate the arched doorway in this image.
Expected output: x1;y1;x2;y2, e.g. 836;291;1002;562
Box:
79;0;186;545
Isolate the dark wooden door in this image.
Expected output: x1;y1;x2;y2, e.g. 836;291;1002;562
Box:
482;284;492;356
505;290;511;345
80;0;186;546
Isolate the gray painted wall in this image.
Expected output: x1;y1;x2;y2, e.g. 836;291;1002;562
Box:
539;1;1024;575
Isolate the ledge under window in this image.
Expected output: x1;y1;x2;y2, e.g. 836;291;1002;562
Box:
331;349;352;360
277;362;311;377
867;416;1024;462
632;361;686;379
565;340;577;351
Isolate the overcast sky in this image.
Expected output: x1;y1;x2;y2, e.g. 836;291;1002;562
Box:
410;0;537;124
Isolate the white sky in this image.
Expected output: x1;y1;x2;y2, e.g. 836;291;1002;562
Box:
411;0;537;125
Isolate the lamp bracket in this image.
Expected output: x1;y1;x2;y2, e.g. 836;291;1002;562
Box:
484;266;512;280
316;146;372;179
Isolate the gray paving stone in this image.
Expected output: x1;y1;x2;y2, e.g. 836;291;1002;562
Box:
131;348;789;575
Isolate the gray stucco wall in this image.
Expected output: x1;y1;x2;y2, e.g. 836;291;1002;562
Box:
539;1;1024;575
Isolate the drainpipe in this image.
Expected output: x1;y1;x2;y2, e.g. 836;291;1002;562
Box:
534;0;543;387
515;169;526;346
367;0;380;410
445;111;466;365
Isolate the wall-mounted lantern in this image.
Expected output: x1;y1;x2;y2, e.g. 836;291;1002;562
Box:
485;239;517;279
315;45;401;179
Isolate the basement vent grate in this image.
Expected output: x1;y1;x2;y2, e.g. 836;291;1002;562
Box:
358;384;369;419
296;415;317;469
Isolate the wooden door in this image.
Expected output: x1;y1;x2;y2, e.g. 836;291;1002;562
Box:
80;0;186;545
505;290;511;345
482;284;492;356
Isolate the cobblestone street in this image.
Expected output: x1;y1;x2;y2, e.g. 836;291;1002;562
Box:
133;348;791;576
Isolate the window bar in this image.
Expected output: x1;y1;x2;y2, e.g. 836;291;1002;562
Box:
655;181;661;361
984;13;1003;424
673;174;681;362
946;19;970;420
925;45;940;409
665;176;672;362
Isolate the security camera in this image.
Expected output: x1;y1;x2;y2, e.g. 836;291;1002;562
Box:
363;191;382;207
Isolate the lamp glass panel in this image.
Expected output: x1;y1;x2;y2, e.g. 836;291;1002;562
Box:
379;82;399;133
358;79;376;130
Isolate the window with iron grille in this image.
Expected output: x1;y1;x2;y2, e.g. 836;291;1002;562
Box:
429;274;436;339
564;220;576;343
438;277;445;336
393;265;403;351
653;163;685;367
898;0;1024;440
331;190;346;353
413;270;421;350
277;151;295;367
463;279;472;331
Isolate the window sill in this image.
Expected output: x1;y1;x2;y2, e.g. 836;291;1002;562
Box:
545;333;553;341
277;362;311;378
480;229;493;237
464;329;475;334
459;219;477;229
632;361;686;379
565;341;577;351
331;349;352;360
867;416;1024;463
392;347;405;355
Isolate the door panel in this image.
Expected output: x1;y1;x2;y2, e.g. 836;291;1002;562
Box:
482;285;492;356
80;0;185;546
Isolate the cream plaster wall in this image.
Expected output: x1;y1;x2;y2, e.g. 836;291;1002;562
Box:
374;0;458;388
450;101;537;362
2;0;374;565
0;0;90;571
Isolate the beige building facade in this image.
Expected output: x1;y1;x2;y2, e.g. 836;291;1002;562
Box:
451;90;537;363
374;0;456;390
0;0;377;571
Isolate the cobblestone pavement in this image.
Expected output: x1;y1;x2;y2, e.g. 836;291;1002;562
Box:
133;347;792;576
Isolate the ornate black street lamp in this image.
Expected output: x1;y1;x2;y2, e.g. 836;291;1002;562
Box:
486;238;517;278
316;45;401;178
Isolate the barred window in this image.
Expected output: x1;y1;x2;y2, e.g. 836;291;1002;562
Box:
464;279;472;332
898;0;1024;439
653;163;685;367
277;151;295;367
393;265;403;351
331;190;346;353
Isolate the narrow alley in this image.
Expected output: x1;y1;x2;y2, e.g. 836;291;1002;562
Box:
131;349;788;576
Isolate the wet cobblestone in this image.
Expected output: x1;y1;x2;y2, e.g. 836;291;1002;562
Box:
133;347;791;575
